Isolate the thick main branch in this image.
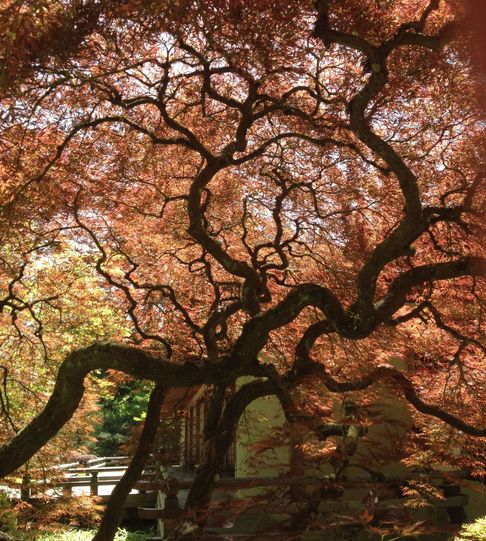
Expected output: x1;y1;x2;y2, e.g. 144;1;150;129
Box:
0;343;242;478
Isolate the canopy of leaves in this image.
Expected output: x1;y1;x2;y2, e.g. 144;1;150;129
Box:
0;0;484;515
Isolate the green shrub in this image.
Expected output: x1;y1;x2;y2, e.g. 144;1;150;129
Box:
453;516;486;541
0;491;18;535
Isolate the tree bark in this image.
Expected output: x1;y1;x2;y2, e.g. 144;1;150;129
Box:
92;384;167;541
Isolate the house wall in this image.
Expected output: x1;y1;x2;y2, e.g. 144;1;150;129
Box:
233;375;485;522
236;393;289;479
234;377;290;498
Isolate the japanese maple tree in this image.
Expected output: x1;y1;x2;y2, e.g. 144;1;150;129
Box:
0;0;485;539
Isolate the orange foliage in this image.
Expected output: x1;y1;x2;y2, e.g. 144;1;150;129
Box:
0;0;485;504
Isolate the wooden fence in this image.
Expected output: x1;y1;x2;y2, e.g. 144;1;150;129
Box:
17;456;132;499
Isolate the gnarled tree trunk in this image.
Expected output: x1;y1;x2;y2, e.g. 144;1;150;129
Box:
176;380;274;538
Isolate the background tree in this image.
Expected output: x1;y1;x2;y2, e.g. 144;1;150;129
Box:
91;376;152;458
0;243;129;476
0;0;485;539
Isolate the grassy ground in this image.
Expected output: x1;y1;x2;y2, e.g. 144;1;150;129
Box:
30;528;154;541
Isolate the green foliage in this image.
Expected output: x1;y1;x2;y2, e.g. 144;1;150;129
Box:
91;376;152;456
453;516;486;541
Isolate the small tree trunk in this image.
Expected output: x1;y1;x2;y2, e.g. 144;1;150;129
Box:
186;386;227;516
184;381;274;525
168;380;274;540
185;436;229;514
92;384;167;541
